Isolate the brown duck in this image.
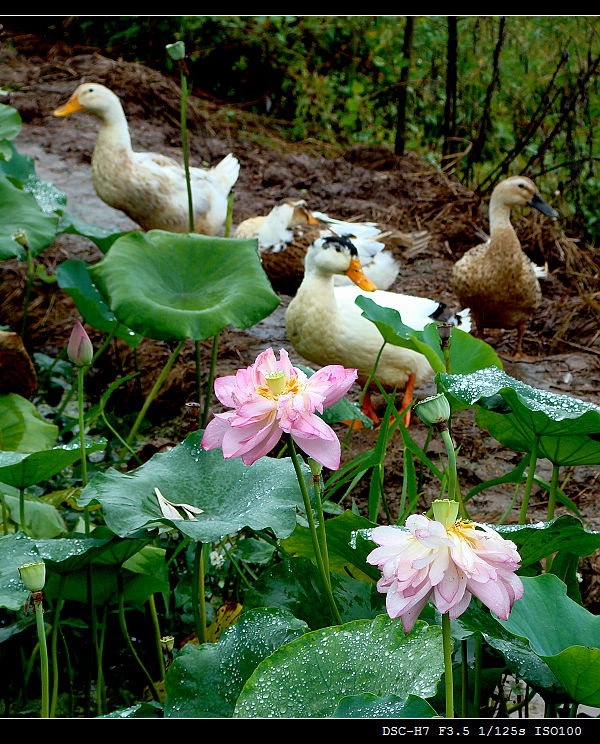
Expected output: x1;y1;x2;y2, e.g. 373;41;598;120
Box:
451;176;558;357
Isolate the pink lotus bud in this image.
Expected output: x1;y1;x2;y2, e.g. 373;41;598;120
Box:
67;321;93;367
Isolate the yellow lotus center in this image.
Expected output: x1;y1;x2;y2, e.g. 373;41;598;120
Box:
257;371;300;400
446;519;478;547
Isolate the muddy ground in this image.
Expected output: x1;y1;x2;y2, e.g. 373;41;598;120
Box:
2;33;600;607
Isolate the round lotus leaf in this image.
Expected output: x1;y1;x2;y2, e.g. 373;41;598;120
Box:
89;230;279;341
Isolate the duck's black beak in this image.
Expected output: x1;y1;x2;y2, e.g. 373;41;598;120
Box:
527;192;559;220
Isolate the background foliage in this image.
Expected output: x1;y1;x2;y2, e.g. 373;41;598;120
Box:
6;15;600;241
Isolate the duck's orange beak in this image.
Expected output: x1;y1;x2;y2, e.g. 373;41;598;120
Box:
307;212;320;225
53;93;83;117
345;257;377;291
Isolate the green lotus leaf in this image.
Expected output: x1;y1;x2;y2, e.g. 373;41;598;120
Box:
438;367;600;465
0;531;109;610
495;515;600;568
89;230;280;341
355;296;501;414
57;212;128;254
55;259;141;346
0;393;58;453
281;509;380;582
332;693;439;718
0;144;66;214
0;173;59;260
164;607;309;718
498;574;600;706
0;104;22;144
234;615;444;718
0;439;106;489
78;430;304;542
243;556;385;629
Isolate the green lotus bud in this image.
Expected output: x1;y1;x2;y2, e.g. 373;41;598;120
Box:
19;561;46;592
432;498;460;527
414;393;450;427
67;320;93;367
166;41;185;61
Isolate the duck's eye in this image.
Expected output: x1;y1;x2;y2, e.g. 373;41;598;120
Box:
335;245;341;252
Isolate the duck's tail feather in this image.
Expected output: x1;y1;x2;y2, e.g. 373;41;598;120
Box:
209;153;240;195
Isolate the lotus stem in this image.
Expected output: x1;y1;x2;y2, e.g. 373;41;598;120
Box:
442;612;454;718
288;436;342;624
192;542;208;644
519;436;539;525
117;572;160;702
148;594;166;681
125;338;186;453
440;426;467;519
19;487;26;534
33;592;49;718
312;473;331;581
545;464;560;572
50;577;65;717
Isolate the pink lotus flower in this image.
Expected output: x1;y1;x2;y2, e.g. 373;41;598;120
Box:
201;347;357;470
367;501;524;634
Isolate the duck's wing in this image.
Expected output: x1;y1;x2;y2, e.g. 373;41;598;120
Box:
334;285;450;331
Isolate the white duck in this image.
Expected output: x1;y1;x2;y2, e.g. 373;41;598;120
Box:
285;235;470;423
53;82;240;235
451;175;558;357
235;199;429;295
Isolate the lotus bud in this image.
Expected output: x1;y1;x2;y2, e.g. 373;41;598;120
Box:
18;561;46;592
432;498;460;527
265;370;286;397
67;321;93;367
414;393;450;427
166;41;185;61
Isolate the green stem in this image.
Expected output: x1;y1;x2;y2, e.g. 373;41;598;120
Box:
125;339;186;452
34;595;49;718
547;463;559;522
545;464;560;572
201;333;219;429
192;543;208;644
519;437;539;525
118;572;160;702
461;639;468;717
179;63;194;232
312;475;330;581
19;486;26;534
288;437;342;624
442;613;454;718
50;580;65;717
1;494;8;535
148;594;166;681
440;426;467;519
473;633;482;715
